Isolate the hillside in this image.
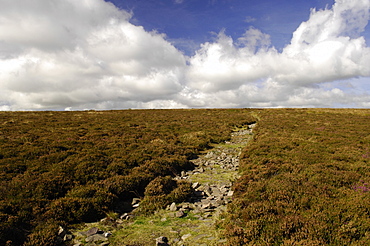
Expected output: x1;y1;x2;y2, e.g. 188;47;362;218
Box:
1;109;369;245
0;109;256;245
224;109;370;245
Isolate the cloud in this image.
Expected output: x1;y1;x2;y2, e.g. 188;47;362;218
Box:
186;29;274;93
244;16;256;23
0;0;369;110
185;0;370;107
0;0;186;110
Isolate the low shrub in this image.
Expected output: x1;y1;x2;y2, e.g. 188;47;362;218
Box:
138;176;193;215
0;109;257;244
144;176;176;196
222;109;370;245
45;197;104;224
23;221;60;246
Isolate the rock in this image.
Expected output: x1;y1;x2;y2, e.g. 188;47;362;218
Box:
132;198;141;207
116;219;124;224
205;212;215;218
120;213;131;220
85;227;100;237
192;182;200;189
219;186;229;194
205;151;215;158
85;234;108;243
227;190;234;196
215;198;225;206
224;197;232;204
175;211;186;218
181;233;192;241
211;187;222;196
57;226;74;243
204;186;213;196
100;217;115;224
194;234;208;240
156;236;169;246
63;234;73;241
58;226;67;238
180;203;191;210
204;190;212;197
169;202;177;211
201;202;214;209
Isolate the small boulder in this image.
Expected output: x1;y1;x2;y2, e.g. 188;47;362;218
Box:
132;198;141;207
169;202;177;211
63;234;73;241
227;190;234;197
181;233;192;241
192;182;200;189
155;236;169;246
85;234;108;243
175;211;186;218
85;227;100;237
58;226;67;238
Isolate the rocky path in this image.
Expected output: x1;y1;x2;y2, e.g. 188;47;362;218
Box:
69;123;255;246
165;123;256;245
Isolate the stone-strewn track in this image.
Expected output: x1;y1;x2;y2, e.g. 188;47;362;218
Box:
70;123;255;246
163;123;255;245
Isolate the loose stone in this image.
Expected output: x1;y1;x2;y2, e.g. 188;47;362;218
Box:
169;202;177;211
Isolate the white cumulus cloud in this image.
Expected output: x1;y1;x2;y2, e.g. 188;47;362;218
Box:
184;0;370;108
0;0;186;110
0;0;369;110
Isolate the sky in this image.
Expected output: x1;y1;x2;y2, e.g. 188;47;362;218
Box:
0;0;369;110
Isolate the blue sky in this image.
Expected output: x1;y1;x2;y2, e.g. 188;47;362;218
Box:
109;0;336;53
0;0;369;110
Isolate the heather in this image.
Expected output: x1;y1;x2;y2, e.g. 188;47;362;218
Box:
0;109;255;245
1;108;370;245
224;109;370;245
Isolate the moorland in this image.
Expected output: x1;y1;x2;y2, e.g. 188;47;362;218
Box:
0;108;369;245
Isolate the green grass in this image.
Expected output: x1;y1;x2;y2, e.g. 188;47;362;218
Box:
109;210;226;246
189;170;240;186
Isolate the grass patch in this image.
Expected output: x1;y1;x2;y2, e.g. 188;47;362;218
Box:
108;210;225;246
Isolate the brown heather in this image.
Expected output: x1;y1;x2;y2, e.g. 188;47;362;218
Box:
223;109;370;245
0;109;255;245
1;108;369;245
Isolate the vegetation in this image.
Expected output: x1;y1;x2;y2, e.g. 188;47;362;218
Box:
1;108;369;245
223;109;370;245
0;109;255;245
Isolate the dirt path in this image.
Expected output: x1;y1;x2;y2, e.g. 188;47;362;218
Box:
71;123;255;246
